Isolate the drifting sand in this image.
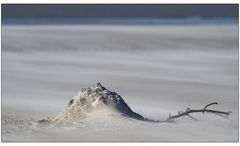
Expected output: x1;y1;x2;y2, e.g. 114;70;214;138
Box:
1;24;238;142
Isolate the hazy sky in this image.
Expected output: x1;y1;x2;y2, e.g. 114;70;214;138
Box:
2;4;238;19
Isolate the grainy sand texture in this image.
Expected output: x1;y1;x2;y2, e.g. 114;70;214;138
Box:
1;24;238;142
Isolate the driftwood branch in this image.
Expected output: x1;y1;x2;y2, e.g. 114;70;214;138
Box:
165;102;232;122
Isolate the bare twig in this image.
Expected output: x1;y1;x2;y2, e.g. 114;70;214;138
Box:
204;102;218;112
164;102;231;122
186;114;198;121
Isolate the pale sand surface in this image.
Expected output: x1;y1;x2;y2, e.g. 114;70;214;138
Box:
1;25;238;141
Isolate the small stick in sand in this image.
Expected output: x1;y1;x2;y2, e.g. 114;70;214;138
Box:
164;102;232;122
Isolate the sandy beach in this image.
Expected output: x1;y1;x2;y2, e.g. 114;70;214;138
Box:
1;24;238;142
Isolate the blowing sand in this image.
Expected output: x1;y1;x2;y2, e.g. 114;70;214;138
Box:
1;24;238;142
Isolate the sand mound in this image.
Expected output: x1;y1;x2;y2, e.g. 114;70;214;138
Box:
52;82;146;124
